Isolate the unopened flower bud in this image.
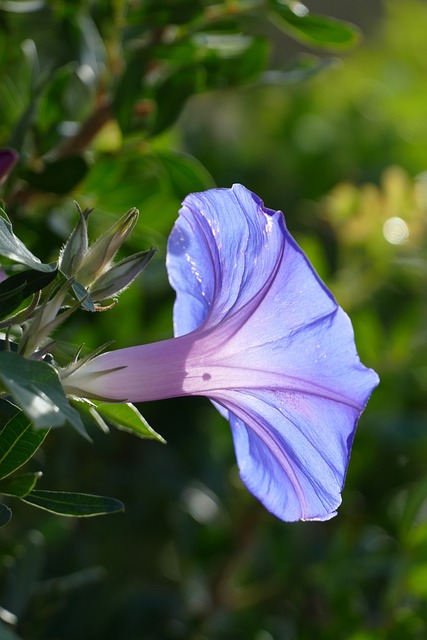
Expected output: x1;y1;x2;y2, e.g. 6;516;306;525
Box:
90;248;156;301
75;208;139;286
59;204;91;276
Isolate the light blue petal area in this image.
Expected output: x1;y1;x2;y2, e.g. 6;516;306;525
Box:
167;184;284;337
223;387;365;522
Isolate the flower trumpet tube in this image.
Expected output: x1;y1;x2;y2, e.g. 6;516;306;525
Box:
62;185;379;522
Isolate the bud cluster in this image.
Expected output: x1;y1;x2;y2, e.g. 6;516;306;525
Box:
59;205;155;305
1;200;155;359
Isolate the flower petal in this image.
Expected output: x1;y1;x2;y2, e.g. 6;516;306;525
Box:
167;184;379;521
167;184;284;336
216;388;362;521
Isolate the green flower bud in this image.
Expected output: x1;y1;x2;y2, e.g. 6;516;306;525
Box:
59;204;91;276
75;208;139;286
90;248;156;301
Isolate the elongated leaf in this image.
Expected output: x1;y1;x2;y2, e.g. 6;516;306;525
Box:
0;267;58;320
0;503;12;527
0;472;42;497
0;351;88;437
0;411;48;480
93;402;166;442
270;2;360;50
0;209;56;272
22;490;124;517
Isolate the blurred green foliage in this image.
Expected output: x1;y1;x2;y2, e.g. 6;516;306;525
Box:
0;0;427;638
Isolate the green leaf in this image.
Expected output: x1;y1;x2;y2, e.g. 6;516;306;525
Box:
21;155;89;194
0;398;21;424
22;490;124;517
0;412;48;480
113;49;150;135
156;150;215;199
270;2;360;50
0;411;48;480
0;503;12;527
0;267;58;320
93;402;166;442
0;351;88;437
196;34;270;89
0;208;56;272
0;472;42;497
150;66;203;136
131;0;203;27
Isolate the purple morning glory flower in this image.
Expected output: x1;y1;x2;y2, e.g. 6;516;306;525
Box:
63;184;379;521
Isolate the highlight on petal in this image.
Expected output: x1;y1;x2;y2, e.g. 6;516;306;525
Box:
167;184;379;521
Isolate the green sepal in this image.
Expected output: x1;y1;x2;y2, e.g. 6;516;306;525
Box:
91;401;166;443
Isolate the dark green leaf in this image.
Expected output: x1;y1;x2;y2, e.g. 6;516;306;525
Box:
113;49;150;134
22;490;124;517
0;411;48;480
0;208;56;272
79;150;176;233
198;35;270;89
0;267;58;320
0;502;12;527
0;351;88;437
150;66;202;136
156;150;215;199
21;155;89;194
270;2;360;50
130;0;203;27
0;398;20;423
0;472;42;497
93;402;166;442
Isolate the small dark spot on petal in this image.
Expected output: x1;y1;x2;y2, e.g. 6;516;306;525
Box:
202;373;211;381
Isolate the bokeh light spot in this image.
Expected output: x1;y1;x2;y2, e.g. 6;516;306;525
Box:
382;216;409;244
